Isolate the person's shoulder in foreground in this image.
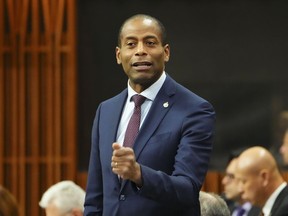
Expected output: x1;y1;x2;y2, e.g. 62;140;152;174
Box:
0;185;19;216
199;191;230;216
39;180;85;216
84;13;215;216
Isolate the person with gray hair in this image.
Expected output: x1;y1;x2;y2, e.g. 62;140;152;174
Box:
39;180;85;216
199;191;230;216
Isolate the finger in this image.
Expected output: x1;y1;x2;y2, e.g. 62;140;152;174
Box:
111;155;127;163
113;147;134;157
111;161;119;168
112;142;121;150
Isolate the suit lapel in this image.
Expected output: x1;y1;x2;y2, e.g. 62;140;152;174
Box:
134;75;176;159
270;185;288;215
120;75;176;191
107;89;128;143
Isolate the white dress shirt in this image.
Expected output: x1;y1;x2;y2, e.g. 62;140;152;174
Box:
116;72;166;145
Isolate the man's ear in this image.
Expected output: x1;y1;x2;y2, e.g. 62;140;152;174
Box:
164;44;170;62
116;47;122;64
260;169;269;187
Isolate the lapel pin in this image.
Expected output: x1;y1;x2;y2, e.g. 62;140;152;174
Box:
163;102;169;108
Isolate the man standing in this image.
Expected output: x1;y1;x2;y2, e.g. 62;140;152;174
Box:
84;14;215;216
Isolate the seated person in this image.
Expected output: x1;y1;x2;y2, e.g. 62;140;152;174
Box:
39;180;85;216
236;146;288;216
199;191;230;216
0;185;19;216
280;128;288;166
222;154;260;216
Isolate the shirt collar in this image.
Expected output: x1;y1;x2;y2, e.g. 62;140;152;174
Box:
127;71;166;101
262;182;287;215
242;202;252;212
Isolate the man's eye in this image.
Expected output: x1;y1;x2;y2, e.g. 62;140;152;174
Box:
225;173;235;179
146;41;156;46
126;42;136;47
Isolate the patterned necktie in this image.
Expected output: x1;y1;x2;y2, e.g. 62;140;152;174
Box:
236;206;246;216
123;94;146;148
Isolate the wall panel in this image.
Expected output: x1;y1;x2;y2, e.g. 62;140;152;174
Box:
0;0;77;215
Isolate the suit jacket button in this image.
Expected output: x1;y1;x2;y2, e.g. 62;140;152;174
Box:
119;194;126;201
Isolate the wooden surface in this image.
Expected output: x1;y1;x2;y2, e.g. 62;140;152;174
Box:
0;0;77;215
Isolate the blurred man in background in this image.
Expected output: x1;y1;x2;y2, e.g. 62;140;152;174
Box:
280;129;288;166
222;156;260;216
39;180;85;216
0;185;19;216
236;146;288;216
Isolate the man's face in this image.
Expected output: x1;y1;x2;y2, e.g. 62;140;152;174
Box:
235;167;264;206
45;204;65;216
45;204;82;216
222;158;242;201
280;131;288;165
116;17;170;91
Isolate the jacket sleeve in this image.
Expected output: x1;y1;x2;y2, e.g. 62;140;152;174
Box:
84;104;103;216
137;101;215;207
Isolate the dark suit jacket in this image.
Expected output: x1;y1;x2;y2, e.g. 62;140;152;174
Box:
248;206;261;216
84;75;215;216
270;185;288;216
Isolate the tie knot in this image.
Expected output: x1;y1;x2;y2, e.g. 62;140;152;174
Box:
132;94;146;107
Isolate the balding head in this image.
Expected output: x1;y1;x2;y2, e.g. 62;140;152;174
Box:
237;146;278;175
235;146;284;207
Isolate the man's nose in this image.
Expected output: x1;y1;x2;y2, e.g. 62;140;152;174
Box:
136;43;146;55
